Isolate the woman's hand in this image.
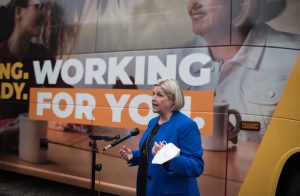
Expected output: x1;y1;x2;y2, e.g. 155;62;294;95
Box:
152;142;165;156
120;146;133;162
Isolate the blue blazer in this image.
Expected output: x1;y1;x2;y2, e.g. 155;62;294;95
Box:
130;111;204;196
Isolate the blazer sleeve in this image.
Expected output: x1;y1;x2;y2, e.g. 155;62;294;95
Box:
128;149;140;166
128;117;158;166
166;120;204;177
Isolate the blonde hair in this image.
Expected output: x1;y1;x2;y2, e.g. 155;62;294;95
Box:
155;78;185;111
232;0;286;27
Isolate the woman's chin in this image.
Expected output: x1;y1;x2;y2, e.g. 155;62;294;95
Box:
152;109;159;113
192;23;205;35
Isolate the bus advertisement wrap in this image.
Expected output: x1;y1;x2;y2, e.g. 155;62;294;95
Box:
1;0;300;195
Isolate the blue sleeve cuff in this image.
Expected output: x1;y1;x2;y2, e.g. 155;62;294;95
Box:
128;150;140;166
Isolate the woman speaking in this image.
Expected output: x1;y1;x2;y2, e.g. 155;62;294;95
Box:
120;78;204;196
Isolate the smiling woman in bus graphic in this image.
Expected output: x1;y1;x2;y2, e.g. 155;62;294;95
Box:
0;0;88;145
187;0;300;141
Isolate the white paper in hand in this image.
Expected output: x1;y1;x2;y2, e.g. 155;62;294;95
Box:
152;143;180;164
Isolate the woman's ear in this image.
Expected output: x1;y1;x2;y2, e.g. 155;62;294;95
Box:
14;6;22;22
171;100;175;110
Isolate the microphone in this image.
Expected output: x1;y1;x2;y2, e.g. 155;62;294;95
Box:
103;128;140;151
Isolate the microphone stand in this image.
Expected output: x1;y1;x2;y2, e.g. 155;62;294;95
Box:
89;134;120;196
40;134;119;196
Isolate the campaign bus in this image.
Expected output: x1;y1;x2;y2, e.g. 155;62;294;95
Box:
0;0;300;195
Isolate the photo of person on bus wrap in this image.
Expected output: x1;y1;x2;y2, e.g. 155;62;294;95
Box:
0;0;299;195
0;0;89;153
185;0;300;142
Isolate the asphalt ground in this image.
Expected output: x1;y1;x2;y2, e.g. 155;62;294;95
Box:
0;170;117;196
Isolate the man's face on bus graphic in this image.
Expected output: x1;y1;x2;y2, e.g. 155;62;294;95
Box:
15;0;47;37
187;0;231;36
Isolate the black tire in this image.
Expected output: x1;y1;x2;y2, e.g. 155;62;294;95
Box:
282;168;300;196
276;155;300;196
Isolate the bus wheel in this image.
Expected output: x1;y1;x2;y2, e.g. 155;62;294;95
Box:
276;154;300;196
282;169;300;196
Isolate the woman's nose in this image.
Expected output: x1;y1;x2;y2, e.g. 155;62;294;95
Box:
188;0;200;12
190;0;202;7
152;94;156;101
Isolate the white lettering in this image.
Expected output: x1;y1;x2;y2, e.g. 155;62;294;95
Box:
108;57;133;85
75;93;96;120
147;55;177;84
36;92;52;115
61;59;84;85
85;58;107;84
181;96;191;117
105;94;131;122
129;95;155;125
135;56;146;85
33;53;212;87
36;92;96;120
33;60;62;84
52;92;74;118
179;53;211;86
